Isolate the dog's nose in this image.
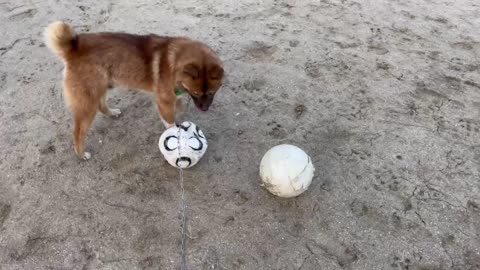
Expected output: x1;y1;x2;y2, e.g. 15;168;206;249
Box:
199;96;210;111
200;104;209;111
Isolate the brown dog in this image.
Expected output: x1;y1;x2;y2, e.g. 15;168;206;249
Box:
44;21;224;160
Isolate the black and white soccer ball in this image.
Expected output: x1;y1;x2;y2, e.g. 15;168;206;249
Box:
158;121;208;169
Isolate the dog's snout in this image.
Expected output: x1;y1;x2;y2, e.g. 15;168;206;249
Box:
199;96;209;111
192;93;214;112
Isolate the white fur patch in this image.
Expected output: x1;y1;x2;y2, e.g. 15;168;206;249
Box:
83;152;92;160
167;43;177;71
152;51;161;85
110;108;121;117
161;116;175;129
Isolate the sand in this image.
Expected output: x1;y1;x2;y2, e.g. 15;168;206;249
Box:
0;0;479;269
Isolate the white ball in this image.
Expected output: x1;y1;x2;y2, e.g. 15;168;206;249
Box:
159;121;208;169
259;144;315;198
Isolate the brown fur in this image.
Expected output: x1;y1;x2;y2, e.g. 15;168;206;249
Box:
45;21;224;160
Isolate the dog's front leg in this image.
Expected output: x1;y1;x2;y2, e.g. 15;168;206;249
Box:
155;91;176;128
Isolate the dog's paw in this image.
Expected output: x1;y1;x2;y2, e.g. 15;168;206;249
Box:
110;108;121;117
161;118;175;129
165;122;176;129
83;152;92;160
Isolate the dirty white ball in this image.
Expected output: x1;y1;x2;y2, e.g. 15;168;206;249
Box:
260;144;315;198
159;121;207;169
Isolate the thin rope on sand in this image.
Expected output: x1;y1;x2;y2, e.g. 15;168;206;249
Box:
179;167;187;270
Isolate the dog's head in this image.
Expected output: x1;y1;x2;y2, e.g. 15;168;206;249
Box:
175;44;224;111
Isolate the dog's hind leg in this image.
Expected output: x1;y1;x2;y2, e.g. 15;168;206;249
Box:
63;72;103;160
72;109;96;160
99;93;121;117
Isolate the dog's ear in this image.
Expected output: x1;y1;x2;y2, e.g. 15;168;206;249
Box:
209;64;224;80
183;63;200;80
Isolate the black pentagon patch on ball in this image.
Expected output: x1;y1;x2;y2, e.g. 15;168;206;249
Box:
188;132;204;151
176;156;192;167
195;125;205;139
178;122;191;131
163;135;179;151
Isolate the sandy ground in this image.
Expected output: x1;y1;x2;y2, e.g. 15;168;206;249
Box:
1;0;480;269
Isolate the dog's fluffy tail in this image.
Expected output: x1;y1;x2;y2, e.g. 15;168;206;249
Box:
44;21;76;59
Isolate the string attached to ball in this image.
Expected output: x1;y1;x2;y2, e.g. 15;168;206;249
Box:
177;127;187;270
159;121;208;270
